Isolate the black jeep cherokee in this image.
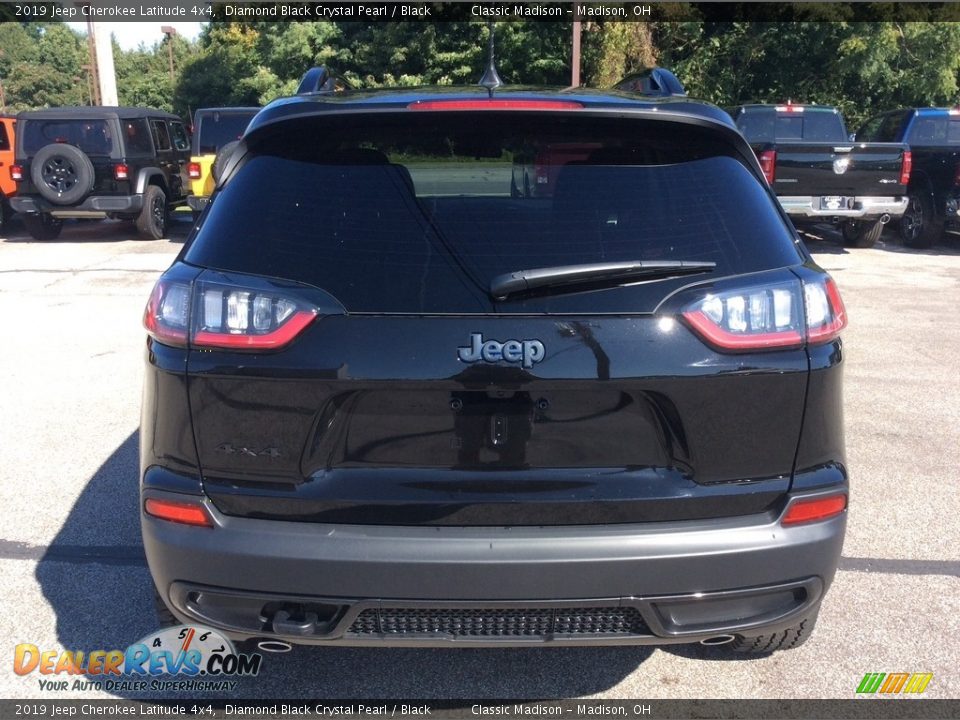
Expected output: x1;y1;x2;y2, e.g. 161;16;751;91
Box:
10;106;190;240
141;71;849;653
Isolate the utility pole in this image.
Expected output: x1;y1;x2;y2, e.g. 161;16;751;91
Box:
85;20;100;106
92;22;118;106
161;26;177;87
571;5;582;88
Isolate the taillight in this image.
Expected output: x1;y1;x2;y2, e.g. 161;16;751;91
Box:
782;493;847;526
143;279;190;347
804;276;847;344
758;149;776;185
188;162;201;180
682;275;847;352
953;160;960;188
144;498;213;527
113;163;129;181
192;280;318;349
10;165;23;181
900;151;912;186
408;99;584;111
143;276;319;351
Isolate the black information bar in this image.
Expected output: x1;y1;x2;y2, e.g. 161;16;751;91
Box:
2;699;959;720
3;2;960;24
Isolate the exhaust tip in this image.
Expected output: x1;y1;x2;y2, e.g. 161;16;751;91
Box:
256;639;293;653
700;634;736;646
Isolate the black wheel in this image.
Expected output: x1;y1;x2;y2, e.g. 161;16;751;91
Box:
136;185;168;239
212;140;241;183
30;143;96;206
23;213;63;240
153;585;179;628
841;219;884;248
899;191;943;248
731;606;820;654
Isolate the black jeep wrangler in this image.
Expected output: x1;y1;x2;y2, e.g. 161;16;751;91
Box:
9;106;191;240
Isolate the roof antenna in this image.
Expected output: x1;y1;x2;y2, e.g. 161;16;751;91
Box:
478;20;503;97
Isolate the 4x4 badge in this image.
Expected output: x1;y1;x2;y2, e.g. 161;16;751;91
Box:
457;333;545;369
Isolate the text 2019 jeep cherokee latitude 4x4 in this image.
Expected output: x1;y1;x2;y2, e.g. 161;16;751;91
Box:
141;77;849;653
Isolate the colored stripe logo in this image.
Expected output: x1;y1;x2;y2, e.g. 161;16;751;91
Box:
857;672;933;694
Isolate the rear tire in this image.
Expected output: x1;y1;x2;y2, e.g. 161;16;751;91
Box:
731;606;820;653
153;586;179;628
900;191;943;248
841;219;884;248
136;185;168;239
23;213;63;240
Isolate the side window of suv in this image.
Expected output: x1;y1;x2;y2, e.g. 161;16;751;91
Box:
151;120;171;152
168;122;189;152
0;122;9;151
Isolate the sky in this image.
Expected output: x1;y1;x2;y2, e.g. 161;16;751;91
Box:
66;22;206;51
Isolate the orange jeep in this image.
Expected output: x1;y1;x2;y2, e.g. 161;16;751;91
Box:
0;115;15;233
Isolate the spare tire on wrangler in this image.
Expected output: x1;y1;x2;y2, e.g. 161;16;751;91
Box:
211;140;241;183
30;144;96;206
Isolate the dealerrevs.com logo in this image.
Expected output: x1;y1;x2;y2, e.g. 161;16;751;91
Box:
856;672;934;696
13;626;262;692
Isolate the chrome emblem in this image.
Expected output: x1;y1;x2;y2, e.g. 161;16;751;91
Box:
833;157;851;175
457;333;545;369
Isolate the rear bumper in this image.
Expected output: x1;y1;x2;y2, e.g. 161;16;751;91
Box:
11;194;143;215
142;485;846;647
778;195;907;219
187;195;209;212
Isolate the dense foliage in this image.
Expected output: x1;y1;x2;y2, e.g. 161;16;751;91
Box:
2;19;960;129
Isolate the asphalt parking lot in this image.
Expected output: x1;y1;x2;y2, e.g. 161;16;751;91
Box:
0;215;957;700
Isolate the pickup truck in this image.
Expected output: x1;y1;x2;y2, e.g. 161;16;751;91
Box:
855;107;960;248
730;104;911;248
0;115;15;233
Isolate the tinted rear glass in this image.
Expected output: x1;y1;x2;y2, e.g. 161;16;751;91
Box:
737;109;846;142
195;112;256;154
185;113;799;313
907;115;960;145
21;119;115;155
119;118;153;155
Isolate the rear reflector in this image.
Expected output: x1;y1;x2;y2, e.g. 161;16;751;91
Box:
188;162;201;180
144;498;213;527
782;494;847;525
758;149;776;185
900;151;912;186
409;99;584;111
10;165;23;181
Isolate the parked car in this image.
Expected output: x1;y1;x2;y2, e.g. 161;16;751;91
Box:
142;67;848;654
0;114;16;234
186;107;258;221
856;107;960;247
730;103;911;248
9;106;190;240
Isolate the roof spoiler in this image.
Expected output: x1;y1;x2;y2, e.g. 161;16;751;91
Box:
613;68;686;97
297;66;353;95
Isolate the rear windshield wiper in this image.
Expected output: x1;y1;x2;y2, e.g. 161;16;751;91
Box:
490;260;717;301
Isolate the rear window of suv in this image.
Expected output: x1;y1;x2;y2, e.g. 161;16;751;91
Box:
185;112;800;313
21;119;115;156
195;112;256;155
